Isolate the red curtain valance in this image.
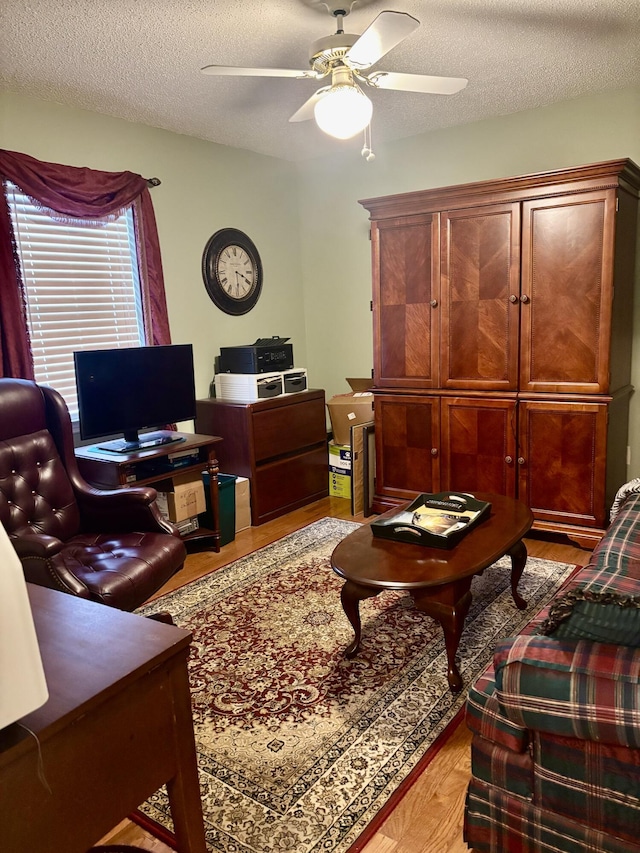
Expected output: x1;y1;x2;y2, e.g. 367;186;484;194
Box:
0;149;148;217
0;149;171;378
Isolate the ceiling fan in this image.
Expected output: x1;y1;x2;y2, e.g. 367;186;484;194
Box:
201;6;468;146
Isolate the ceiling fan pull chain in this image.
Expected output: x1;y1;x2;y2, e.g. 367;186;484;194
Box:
361;122;375;162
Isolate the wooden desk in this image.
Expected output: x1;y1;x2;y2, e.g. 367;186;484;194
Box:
75;431;223;551
0;586;206;853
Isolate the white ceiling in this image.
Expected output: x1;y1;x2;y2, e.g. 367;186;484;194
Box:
1;0;639;162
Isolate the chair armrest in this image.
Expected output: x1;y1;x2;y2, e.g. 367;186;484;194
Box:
494;634;640;748
76;484;180;536
11;533;92;598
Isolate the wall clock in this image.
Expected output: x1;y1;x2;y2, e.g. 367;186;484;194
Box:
202;228;263;315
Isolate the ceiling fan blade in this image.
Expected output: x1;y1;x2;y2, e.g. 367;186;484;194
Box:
345;11;419;70
201;65;317;79
367;71;468;95
289;88;329;123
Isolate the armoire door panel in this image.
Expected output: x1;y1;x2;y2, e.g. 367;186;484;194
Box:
441;204;520;390
441;397;517;496
374;394;439;499
373;214;440;388
520;191;616;394
379;303;431;380
518;400;607;528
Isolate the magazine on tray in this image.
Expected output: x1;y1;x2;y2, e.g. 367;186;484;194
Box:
371;492;492;549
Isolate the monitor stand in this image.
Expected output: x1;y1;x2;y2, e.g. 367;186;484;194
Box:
98;430;186;454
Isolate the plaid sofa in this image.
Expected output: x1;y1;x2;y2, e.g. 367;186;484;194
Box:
463;492;640;853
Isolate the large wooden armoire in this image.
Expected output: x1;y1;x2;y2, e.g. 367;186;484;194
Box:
360;159;640;546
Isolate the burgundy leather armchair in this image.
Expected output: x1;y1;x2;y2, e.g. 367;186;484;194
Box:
0;378;187;611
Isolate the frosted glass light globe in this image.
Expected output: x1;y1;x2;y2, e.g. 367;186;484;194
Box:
314;85;373;140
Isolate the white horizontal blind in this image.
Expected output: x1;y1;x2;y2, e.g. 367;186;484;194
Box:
6;182;145;420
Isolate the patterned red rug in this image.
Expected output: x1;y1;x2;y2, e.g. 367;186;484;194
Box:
137;517;575;853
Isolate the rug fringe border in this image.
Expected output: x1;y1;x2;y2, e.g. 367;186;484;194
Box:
345;705;466;853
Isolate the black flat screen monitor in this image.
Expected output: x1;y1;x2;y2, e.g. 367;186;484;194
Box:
74;344;196;453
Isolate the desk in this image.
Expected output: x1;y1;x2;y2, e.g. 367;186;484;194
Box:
76;431;223;551
0;585;207;853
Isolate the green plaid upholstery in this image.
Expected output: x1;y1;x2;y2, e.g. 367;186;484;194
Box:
470;734;533;797
465;780;640;853
539;498;640;644
494;635;640;747
464;491;640;852
535;732;640;845
466;666;528;753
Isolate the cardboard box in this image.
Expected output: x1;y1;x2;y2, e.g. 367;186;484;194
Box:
235;476;251;532
329;441;352;499
327;379;374;447
329;441;352;470
156;472;206;523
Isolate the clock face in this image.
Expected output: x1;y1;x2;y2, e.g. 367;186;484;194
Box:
216;245;257;300
202;229;263;315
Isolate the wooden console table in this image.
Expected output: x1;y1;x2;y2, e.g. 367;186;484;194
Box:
75;431;223;551
0;585;206;853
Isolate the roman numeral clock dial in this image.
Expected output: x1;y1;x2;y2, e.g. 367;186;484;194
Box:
202;228;263;315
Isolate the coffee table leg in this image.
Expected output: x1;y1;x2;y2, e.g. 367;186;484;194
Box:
508;539;528;610
414;588;472;694
340;580;380;658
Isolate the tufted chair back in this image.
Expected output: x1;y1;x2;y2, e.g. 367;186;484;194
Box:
0;379;81;540
0;378;187;611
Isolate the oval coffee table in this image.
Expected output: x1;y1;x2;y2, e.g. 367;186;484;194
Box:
331;493;533;692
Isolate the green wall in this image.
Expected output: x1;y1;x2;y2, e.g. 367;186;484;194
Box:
0;91;305;401
2;86;640;475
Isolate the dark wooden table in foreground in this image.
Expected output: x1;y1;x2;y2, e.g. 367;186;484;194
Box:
0;585;206;853
331;493;534;692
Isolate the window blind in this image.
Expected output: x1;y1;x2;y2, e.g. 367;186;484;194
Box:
6;182;145;420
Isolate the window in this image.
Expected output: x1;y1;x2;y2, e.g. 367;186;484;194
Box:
6;182;145;420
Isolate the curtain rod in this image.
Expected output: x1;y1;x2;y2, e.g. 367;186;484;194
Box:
147;177;161;187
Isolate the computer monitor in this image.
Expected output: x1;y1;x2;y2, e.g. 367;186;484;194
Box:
74;344;196;453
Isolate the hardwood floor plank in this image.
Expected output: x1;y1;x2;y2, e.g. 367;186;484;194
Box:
97;496;593;853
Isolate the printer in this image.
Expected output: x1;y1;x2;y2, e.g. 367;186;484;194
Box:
219;336;294;374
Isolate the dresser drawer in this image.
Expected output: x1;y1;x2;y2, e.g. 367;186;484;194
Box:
252;446;328;523
252;396;327;462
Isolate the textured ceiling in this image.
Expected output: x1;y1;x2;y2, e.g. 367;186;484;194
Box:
1;0;639;162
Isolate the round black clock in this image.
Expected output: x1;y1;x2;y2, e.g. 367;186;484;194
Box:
202;228;263;315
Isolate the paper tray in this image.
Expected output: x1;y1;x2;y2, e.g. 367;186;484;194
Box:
370;492;491;549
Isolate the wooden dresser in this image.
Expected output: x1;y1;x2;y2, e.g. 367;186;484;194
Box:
360;159;640;547
195;389;328;525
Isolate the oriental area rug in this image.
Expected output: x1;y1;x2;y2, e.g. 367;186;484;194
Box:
137;517;575;853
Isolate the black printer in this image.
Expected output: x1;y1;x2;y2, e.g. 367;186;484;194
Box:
219;337;294;374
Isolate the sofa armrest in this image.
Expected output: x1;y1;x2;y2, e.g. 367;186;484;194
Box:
494;634;640;748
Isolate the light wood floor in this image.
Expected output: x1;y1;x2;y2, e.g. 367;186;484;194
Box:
97;496;591;852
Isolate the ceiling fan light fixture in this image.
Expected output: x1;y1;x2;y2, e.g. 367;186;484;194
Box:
313;67;372;139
